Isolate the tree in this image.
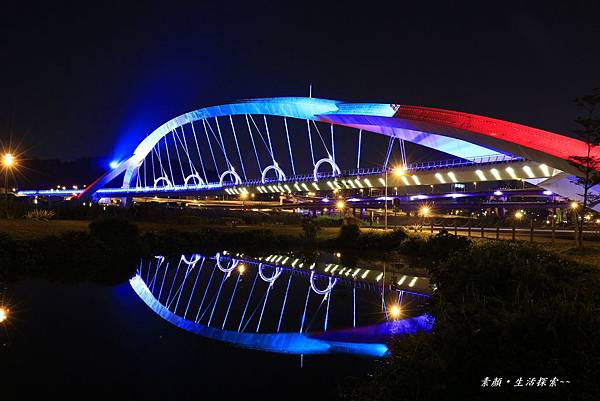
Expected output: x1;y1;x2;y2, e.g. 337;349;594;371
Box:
569;88;600;247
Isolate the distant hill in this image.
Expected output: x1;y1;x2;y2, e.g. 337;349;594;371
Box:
15;157;106;190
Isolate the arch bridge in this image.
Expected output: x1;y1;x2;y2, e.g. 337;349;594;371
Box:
19;97;600;209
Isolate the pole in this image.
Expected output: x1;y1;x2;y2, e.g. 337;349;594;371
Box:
529;218;534;243
551;209;555;245
384;169;388;231
512;220;516;241
573;209;578;246
4;169;8;219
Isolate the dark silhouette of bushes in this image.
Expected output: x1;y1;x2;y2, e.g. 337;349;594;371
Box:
350;241;600;400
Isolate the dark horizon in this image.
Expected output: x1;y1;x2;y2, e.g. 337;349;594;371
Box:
2;2;599;164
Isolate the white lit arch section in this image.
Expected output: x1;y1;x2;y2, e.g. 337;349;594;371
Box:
313;157;341;181
219;169;242;186
261;163;286;183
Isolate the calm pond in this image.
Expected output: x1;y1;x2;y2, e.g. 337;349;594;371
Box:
1;250;431;400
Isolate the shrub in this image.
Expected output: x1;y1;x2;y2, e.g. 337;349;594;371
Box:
426;229;471;263
301;218;320;242
337;219;361;248
25;209;56;220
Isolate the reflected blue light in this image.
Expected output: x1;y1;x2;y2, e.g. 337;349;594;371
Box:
129;274;394;357
110;160;120;169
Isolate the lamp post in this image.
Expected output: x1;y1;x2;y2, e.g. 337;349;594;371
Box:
513;210;523;241
2;153;15;218
420;205;431;229
240;191;248;210
570;201;579;246
385;166;405;230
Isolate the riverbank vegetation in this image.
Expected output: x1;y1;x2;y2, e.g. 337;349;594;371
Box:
349;237;600;401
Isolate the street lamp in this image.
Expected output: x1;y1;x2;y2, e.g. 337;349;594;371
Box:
384;166;405;230
0;306;8;323
2;153;16;218
240;191;248;209
336;199;346;216
570;201;580;245
419;205;431;229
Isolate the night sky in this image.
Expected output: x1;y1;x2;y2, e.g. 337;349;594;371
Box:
2;1;599;162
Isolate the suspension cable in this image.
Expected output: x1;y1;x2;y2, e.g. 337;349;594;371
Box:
356;129;363;169
245;114;263;172
306;120;315;166
202;119;220;176
230;116;247;180
190;121;208;183
283;117;296;176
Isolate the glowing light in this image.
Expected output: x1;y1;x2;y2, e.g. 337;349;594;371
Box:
378;177;386;186
2;153;15;167
240;192;248;199
493;190;503;196
571;201;579;209
394;166;405;177
475;169;487;181
109;160;120;169
336;200;346;209
364;178;373;188
515;211;523;219
435;173;446;184
420;206;431;217
539;164;551;176
238;264;246;274
411;175;421;185
505;167;518;179
543;190;553;195
522;165;535;178
0;307;8;322
389;304;401;320
490;168;502;180
447;172;458;183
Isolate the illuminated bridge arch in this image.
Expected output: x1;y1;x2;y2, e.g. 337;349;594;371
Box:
74;97;600;208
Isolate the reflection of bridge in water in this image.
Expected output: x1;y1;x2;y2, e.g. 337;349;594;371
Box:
131;252;433;357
